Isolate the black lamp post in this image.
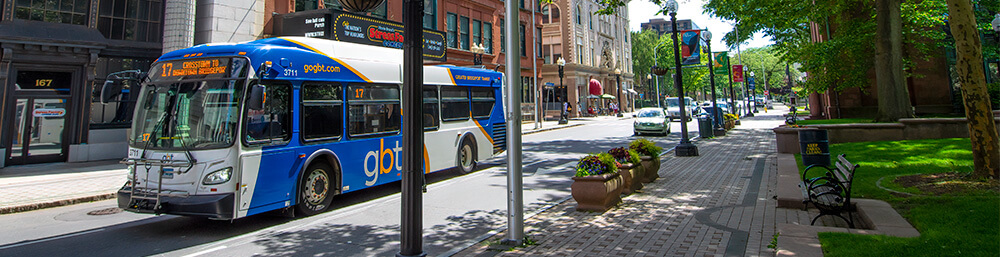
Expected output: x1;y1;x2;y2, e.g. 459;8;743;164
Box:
702;30;724;136
471;43;485;66
558;57;568;124
665;0;698;156
615;68;623;117
750;70;758;113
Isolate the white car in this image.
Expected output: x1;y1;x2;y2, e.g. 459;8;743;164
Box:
633;108;671;136
664;97;696;121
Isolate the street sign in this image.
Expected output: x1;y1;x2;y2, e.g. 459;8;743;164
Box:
748;77;756;90
732;65;744;82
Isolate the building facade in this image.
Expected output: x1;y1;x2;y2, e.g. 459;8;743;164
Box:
538;0;633;118
0;0;543;167
640;18;698;35
0;0;167;166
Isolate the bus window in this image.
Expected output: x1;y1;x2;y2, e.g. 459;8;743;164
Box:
471;87;495;118
302;83;343;141
245;81;291;144
348;83;401;137
440;86;470;121
423;86;440;130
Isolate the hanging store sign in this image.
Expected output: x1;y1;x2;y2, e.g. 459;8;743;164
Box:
278;9;447;62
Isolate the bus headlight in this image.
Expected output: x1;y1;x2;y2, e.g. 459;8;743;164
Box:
202;167;233;185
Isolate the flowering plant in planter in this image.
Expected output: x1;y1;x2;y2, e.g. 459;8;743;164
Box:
608;147;641;166
628;139;662;157
575;153;618;177
724;113;739;121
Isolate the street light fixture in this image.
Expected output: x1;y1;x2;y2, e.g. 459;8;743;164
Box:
471;43;485;66
615;68;623;117
557;57;569;124
666;0;698;156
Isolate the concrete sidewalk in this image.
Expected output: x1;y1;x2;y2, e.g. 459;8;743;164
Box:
0;114;625;215
455;106;829;256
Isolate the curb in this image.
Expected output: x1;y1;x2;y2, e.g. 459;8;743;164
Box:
522;123;585;135
0;193;117;215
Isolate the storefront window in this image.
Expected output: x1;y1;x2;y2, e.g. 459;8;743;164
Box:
15;0;89;25
98;0;163;42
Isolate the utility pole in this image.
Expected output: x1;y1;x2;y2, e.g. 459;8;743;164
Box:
503;0;525;246
398;0;425;255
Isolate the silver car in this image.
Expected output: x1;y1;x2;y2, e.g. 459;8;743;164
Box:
633;108;671;136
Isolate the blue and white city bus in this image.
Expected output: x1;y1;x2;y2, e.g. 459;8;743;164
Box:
113;37;506;219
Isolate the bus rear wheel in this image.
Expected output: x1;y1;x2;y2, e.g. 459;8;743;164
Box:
296;162;335;216
457;139;477;174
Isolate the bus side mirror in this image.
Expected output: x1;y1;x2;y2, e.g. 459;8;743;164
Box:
249;84;266;110
100;80;123;104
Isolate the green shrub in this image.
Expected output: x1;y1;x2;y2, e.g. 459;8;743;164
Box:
629;139;663;156
988;82;999;109
607;147;641;166
575;153;618;177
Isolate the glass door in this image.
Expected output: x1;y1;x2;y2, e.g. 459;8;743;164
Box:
8;97;69;164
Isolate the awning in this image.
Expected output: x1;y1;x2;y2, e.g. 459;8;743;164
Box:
600;94;616;99
588;79;603;95
587;95;602;99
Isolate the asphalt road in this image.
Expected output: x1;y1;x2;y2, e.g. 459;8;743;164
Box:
0;117;703;257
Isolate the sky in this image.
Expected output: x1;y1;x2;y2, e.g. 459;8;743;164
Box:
627;0;773;52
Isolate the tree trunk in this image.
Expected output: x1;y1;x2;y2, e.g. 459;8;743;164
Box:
945;0;1000;179
874;0;914;121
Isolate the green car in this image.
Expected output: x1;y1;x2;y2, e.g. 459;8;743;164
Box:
633;108;671;136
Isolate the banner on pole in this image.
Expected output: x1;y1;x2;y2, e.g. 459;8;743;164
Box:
713;52;729;74
732;65;744;82
680;30;702;65
748;77;756;90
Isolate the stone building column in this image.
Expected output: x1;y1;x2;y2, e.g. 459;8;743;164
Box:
163;0;197;54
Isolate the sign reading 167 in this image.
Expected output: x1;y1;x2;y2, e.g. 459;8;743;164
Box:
35;79;53;87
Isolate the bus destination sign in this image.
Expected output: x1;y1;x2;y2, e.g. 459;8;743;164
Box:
151;58;231;80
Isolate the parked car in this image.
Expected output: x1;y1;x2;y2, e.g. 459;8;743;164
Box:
633;108;671;136
664;97;697;121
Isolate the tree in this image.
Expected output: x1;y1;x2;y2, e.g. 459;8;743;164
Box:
945;0;999;179
874;0;915;121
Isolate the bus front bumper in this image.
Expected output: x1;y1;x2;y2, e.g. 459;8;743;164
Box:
117;190;235;219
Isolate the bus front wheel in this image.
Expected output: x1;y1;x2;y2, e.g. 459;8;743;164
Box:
296;162;335;216
457;139;477;174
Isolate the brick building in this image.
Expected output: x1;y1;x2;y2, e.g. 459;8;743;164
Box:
538;0;633;118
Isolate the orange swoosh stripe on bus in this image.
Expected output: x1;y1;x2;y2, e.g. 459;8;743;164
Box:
423;144;430;173
279;37;372;83
446;68;457;85
472;116;494;145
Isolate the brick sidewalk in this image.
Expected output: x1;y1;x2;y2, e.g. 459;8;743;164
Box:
456;109;825;257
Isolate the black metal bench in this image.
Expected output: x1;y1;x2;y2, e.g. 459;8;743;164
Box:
785;106;798;126
799;154;860;228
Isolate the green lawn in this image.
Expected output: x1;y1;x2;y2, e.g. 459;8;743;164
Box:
795;138;999;256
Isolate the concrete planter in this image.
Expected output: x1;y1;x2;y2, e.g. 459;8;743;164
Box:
618;163;643;194
773;118;1000;151
640;155;660;183
571;172;623;212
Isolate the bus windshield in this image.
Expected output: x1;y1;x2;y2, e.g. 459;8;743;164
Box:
129;79;243;150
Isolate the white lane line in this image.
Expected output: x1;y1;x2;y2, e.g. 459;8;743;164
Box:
181;245;227;257
0;228;105;250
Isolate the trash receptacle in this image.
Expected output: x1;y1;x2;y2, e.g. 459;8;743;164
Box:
703;107;725;128
698;115;714;138
799;129;830;167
